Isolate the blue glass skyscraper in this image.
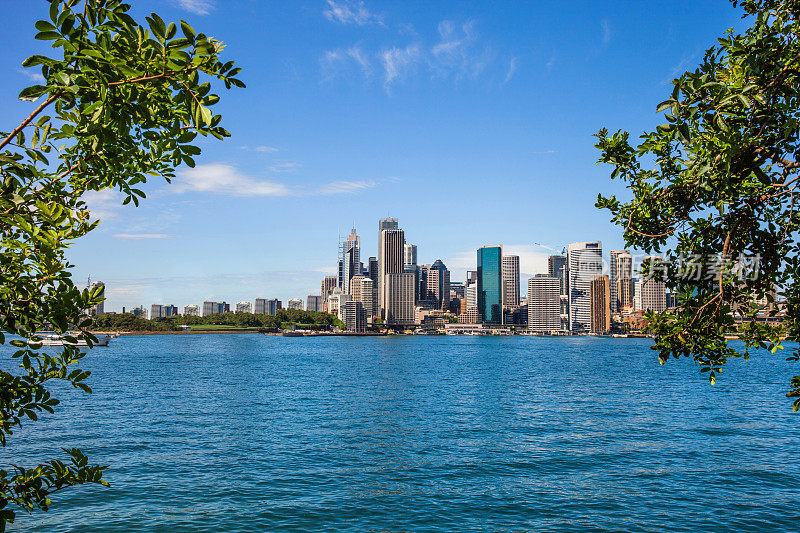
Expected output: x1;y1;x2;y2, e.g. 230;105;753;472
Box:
477;245;503;325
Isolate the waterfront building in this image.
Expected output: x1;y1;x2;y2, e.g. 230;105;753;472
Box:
465;282;478;310
339;226;361;294
590;275;611;333
359;277;376;319
202;301;229;316
379;227;405;318
254;298;267;314
306;295;323;312
502;255;520;310
610;250;633;313
266;299;282;315
164;305;178;317
385;272;415;325
566;241;603;332
527;275;560;333
327;287;350;318
404;243;418;267
89;281;105;316
548;254;569;330
150;304;164;319
634;276;667;314
458;307;481;324
132;306;148;319
404;264;421;304
477;245;503;325
287;299;303;310
426;259;451;310
341;301;366;332
183;304;199;317
235;301;252;314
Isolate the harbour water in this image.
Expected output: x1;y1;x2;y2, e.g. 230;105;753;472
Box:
2;334;799;532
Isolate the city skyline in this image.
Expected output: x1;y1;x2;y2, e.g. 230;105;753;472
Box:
0;1;747;311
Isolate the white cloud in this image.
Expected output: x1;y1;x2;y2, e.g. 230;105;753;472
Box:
381;44;421;89
84;189;125;220
601;19;611;45
269;161;301;173
113;233;170;240
323;0;382;26
503;57;517;84
546;55;556;71
17;69;45;83
321;46;374;78
173;0;214;15
431;20;493;79
172;163;390;197
173;163;291;197
239;145;279;153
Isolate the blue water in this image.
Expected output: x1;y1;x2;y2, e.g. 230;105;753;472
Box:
2;334;799;531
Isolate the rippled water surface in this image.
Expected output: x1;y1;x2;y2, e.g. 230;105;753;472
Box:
2;334;800;531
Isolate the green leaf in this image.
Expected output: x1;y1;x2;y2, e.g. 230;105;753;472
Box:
34;20;56;32
35;30;61;40
18;85;48;102
180;20;195;40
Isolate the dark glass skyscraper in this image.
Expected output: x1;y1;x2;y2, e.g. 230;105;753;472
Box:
477;245;503;325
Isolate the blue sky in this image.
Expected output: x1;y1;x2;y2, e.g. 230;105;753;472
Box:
2;0;746;311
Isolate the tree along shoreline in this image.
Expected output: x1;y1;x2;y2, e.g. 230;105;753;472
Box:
91;310;346;333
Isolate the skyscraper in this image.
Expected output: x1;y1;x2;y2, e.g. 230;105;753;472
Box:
385;272;415;325
590;275;611;333
528;275;560;333
342;301;367;332
339;226;361;294
89;280;105;316
404;243;417;267
566;241;603;332
477;245;503;325
547;255;568;330
548;255;566;278
634;257;667;312
610;250;632;313
378;227;405;317
502;255;520;310
367;257;378;285
426;259;451;310
306;295;323;312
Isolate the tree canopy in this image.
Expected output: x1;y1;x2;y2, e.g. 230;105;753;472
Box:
595;0;800;408
0;0;243;527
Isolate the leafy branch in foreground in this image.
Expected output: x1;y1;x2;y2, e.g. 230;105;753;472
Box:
0;0;243;527
595;0;800;408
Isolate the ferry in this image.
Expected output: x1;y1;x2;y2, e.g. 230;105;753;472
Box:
30;333;112;347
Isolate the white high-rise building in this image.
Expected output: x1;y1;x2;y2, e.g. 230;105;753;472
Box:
610;250;632;313
404;243;417;267
287;298;303;310
235;301;252;313
183;304;200;316
378;227;405;318
465;283;478;310
528;275;560;333
502;255;520;310
566;241;603;332
89;280;105;316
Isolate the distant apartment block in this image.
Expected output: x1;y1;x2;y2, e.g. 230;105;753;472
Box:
502;255;520;310
528;275;560;333
590;275;611;333
235;301;252;313
342;301;367;332
183;305;200;317
202;301;230;316
287;298;303;310
385;272;415;325
306;295;323;312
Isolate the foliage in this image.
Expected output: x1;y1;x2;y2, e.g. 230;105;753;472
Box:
595;0;800;408
0;0;242;527
90;311;344;332
92;313;176;331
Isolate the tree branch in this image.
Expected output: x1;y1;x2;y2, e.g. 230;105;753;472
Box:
0;93;60;152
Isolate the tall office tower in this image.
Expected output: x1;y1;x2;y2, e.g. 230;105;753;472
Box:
150;304;164;319
321;275;337;312
477;245;503;325
404;264;421;304
88;281;105;315
528;275;561;333
590;275;611;333
610;250;633;313
426;259;451;310
368;257;378;285
254;298;267;314
202;301;217;317
502;255;520;310
342;301;367;332
183;304;199;316
287;299;303;310
266;299;282;315
235;302;252;313
566;241;603;332
465;283;478;310
634;257;667;312
339;226;361;293
404;243;418;267
385;272;415;325
379;217;399;236
164;305;178;317
548;255;566;278
306;295;323;312
467;270;478;285
378;228;405;317
355;276;376;319
618;278;634;312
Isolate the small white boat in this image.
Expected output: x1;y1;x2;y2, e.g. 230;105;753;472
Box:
30;333;111;347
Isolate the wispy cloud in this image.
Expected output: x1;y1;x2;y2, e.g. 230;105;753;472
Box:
17;69;45;83
323;0;383;26
239;145;279;153
172;163;392;197
503;57;517;84
431;20;493;80
321;46;372;77
532;149;557;155
381;44;421;89
173;0;214;15
113;233;171;240
269;161;301;173
84;189;125;220
174;163;292;197
546;55;556;71
601;19;611;45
